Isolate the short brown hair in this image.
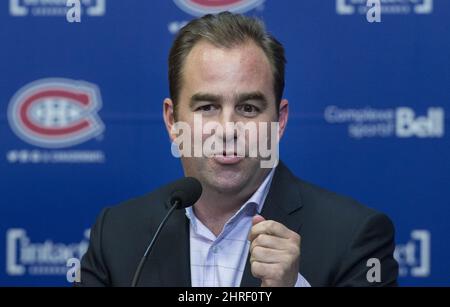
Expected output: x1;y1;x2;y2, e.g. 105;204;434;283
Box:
168;12;286;116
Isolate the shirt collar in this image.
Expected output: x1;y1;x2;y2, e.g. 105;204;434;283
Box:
244;167;276;215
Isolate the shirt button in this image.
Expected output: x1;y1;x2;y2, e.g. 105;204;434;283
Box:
212;246;219;253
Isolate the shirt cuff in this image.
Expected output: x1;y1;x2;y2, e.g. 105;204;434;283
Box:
295;273;311;287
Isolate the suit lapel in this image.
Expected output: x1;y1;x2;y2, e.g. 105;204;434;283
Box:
240;162;304;287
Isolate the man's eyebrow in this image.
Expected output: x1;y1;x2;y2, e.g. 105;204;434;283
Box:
189;93;222;108
236;91;268;107
189;91;269;108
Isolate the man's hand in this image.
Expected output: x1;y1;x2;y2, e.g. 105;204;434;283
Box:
248;215;301;287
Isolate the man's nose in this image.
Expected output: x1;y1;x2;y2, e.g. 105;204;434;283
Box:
218;106;238;143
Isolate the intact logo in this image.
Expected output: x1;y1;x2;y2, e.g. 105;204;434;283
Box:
9;0;106;17
8;79;104;149
173;0;265;16
336;0;433;15
395;230;431;278
6;228;89;276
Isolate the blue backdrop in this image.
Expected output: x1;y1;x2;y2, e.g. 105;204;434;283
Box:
1;0;448;286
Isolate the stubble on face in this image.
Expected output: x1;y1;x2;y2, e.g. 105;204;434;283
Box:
174;40;279;199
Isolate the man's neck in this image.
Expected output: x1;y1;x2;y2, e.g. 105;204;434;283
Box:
192;169;273;236
192;189;249;237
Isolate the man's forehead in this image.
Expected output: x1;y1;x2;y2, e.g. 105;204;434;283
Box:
180;40;274;99
184;40;272;77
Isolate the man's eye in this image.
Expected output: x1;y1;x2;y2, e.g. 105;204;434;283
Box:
196;105;217;113
237;104;260;116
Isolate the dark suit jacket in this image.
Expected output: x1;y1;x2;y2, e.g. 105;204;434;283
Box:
78;162;398;287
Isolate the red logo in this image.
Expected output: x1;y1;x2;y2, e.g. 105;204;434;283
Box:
8;78;104;148
173;0;264;16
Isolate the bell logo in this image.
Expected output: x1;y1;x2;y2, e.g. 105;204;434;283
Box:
396;107;444;138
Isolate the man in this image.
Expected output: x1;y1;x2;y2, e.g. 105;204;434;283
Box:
79;12;398;287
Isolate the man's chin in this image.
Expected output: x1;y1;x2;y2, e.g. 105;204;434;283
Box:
207;177;246;194
183;157;262;194
205;163;248;192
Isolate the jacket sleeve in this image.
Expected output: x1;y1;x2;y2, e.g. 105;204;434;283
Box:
75;208;111;287
333;212;399;286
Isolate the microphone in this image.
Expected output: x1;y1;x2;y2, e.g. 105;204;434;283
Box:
131;177;202;287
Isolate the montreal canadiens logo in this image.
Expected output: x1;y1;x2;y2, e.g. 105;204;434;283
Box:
8;78;104;148
173;0;265;16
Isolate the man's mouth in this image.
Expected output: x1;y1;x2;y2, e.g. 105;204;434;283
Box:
212;151;244;165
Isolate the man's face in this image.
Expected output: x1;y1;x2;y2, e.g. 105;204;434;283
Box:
164;40;288;196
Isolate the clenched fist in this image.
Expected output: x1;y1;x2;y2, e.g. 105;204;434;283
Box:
248;215;301;287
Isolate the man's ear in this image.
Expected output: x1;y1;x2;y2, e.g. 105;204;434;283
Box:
163;98;176;142
278;99;289;140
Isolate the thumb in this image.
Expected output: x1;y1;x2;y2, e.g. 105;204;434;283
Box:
252;214;266;226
